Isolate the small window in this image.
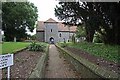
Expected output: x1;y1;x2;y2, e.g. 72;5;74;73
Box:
51;29;52;32
68;40;69;42
59;33;61;37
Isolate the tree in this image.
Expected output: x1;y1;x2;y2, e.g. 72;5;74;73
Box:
55;2;100;42
98;3;120;45
30;34;36;40
55;2;120;45
76;24;86;38
72;34;75;43
2;2;38;41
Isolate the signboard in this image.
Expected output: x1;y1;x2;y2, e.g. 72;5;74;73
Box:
0;54;13;69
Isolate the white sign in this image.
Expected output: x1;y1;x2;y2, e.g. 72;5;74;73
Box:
0;54;14;69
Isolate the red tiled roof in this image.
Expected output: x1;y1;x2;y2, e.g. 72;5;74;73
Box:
58;22;77;32
37;21;45;31
37;18;77;32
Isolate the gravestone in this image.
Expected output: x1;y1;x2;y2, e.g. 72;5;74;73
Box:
14;37;16;42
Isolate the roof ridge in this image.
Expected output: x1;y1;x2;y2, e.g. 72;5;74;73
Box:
44;18;58;23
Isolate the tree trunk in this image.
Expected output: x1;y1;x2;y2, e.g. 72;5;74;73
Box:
85;22;95;43
86;30;95;42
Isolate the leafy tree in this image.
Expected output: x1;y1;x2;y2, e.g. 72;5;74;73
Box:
97;3;120;45
55;2;100;42
55;2;120;44
2;2;38;41
72;34;75;43
29;34;36;40
76;24;86;38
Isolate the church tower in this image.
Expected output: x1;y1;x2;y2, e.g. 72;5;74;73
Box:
44;18;58;43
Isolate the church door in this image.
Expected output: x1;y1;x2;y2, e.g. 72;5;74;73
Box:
49;37;54;44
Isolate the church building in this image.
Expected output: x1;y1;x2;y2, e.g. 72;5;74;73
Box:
36;18;77;43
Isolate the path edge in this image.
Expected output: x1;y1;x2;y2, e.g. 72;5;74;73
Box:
56;44;118;79
29;44;49;78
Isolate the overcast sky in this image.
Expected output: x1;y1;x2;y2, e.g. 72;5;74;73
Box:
28;0;59;21
27;0;60;35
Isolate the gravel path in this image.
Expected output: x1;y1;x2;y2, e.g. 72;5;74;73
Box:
45;44;80;78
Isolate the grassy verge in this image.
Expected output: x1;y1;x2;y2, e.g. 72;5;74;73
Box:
2;42;49;54
0;43;2;54
2;42;31;54
58;42;119;63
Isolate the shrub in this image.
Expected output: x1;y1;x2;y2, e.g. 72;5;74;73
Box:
60;43;68;48
28;42;46;52
93;32;103;43
93;36;103;43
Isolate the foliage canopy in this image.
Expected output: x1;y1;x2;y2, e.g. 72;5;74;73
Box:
55;2;120;45
2;2;38;41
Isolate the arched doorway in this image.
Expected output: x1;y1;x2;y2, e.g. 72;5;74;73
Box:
49;37;54;44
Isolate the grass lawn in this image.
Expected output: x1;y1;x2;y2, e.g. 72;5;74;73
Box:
2;42;31;54
58;42;120;63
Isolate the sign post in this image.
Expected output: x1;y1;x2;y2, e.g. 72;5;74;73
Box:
0;54;14;80
7;66;10;80
0;69;2;80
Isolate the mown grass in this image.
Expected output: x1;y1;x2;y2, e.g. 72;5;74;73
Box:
58;42;119;63
2;42;31;54
1;42;49;54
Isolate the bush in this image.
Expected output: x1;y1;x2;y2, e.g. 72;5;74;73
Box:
93;32;103;43
93;36;103;43
28;42;46;52
60;43;68;48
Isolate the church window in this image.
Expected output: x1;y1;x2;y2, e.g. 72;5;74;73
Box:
59;33;61;37
51;29;52;32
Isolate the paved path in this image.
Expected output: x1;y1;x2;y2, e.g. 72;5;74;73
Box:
45;45;80;78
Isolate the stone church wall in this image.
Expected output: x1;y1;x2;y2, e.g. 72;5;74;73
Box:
45;23;58;43
36;31;44;42
58;32;69;42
